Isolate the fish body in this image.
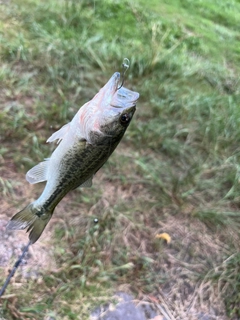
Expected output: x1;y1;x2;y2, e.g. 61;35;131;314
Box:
7;72;139;243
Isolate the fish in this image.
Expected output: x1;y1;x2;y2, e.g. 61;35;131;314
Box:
6;71;139;244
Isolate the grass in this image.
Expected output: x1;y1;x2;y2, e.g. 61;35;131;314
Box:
1;0;240;319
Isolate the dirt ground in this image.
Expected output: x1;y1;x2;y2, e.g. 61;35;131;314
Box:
0;164;233;319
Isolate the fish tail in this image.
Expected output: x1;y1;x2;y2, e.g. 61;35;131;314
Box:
6;203;53;243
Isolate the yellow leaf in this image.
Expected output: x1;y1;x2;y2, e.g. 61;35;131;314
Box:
155;233;171;244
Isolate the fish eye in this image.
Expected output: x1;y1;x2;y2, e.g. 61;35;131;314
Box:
120;113;131;126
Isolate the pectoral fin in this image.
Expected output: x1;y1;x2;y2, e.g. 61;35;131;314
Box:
47;123;70;144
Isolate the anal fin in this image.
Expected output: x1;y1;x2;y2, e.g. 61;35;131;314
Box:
26;160;49;184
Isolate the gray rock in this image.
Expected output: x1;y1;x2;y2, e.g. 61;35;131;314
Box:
90;292;160;320
102;301;146;320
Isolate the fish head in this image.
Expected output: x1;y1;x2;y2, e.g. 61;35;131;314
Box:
78;72;139;144
88;72;139;142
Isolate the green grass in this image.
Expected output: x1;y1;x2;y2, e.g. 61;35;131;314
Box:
1;0;240;318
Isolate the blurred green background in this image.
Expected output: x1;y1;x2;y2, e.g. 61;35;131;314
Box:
1;0;240;319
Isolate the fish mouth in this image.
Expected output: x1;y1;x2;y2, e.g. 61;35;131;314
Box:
99;72;139;109
110;72;121;91
111;86;140;109
126;105;136;118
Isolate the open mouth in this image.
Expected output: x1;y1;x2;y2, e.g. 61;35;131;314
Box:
111;86;140;109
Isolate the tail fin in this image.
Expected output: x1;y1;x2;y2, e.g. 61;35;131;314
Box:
6;203;53;243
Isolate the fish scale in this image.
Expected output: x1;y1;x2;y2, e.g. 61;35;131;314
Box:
43;137;122;211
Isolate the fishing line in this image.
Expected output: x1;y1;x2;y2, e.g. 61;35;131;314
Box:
0;240;32;297
105;58;131;174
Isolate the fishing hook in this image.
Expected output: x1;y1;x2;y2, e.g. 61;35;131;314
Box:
117;58;130;90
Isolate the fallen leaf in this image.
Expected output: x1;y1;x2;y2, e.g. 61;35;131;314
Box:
148;295;159;303
155;233;171;244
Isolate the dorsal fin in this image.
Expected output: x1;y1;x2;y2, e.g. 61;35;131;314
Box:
26;160;49;184
79;176;93;188
72;176;93;190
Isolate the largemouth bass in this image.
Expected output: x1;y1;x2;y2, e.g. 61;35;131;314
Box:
7;72;139;243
